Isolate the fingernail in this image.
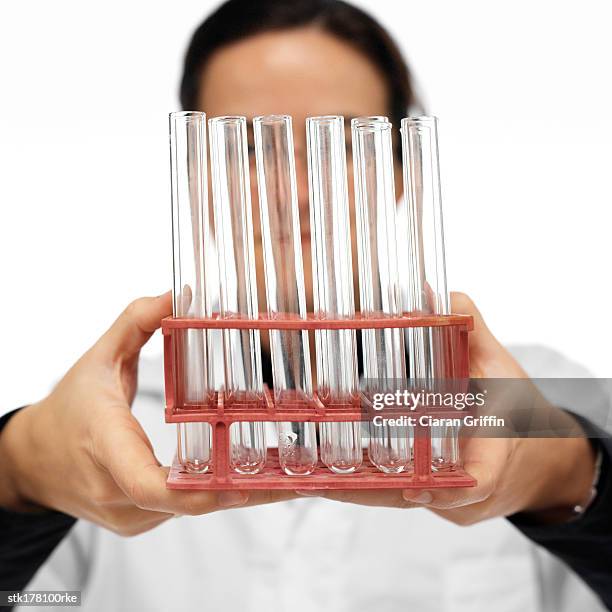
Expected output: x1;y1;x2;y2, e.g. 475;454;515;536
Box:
218;491;249;507
402;490;433;504
295;489;324;497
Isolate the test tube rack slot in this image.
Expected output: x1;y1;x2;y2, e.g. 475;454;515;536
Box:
162;313;476;490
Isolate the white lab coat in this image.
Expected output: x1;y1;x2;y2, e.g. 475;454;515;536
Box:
21;345;606;612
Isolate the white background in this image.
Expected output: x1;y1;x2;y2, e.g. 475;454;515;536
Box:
1;1;611;412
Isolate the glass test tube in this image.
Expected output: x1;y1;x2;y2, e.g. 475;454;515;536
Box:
253;115;318;476
400;116;458;470
170;111;213;474
209;116;266;474
306;116;362;474
352;117;411;473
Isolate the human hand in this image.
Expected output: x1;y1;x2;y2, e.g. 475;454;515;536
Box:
0;293;294;535
297;292;596;524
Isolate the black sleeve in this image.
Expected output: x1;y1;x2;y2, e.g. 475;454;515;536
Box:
508;419;612;610
0;409;77;603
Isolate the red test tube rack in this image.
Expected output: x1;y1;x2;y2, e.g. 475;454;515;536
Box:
162;312;476;491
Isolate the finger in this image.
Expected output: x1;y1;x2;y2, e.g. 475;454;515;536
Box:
95;418;220;514
426;504;491;526
450;292;498;358
100;505;174;536
450;292;488;332
236;489;299;508
125;463;296;515
299;436;507;511
96;292;172;361
450;291;527;378
401;463;493;510
401;438;504;510
297;488;420;509
296;472;491;510
94;414;296;515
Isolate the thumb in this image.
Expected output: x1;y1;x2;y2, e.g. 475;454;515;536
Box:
402;438;502;510
451;291;526;378
97;292;172;361
451;292;503;364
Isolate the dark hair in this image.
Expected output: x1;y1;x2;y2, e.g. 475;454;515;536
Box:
180;0;421;137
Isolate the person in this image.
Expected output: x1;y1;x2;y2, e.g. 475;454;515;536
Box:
2;293;611;609
1;1;610;610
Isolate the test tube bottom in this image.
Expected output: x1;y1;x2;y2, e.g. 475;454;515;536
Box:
431;424;459;472
230;421;267;474
368;424;412;474
178;422;213;474
278;421;318;476
320;422;363;474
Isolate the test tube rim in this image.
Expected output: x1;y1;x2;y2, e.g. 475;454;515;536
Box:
208;115;248;126
170;110;206;121
400;115;439;130
306;114;344;124
351;116;390;127
252;113;292;125
351;119;393;133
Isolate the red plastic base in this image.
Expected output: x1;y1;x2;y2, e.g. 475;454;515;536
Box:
167;449;476;490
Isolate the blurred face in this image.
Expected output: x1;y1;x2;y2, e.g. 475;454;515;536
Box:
198;26;401;316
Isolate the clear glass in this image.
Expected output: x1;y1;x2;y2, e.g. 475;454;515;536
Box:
170;111;214;474
352;117;411;474
253;114;317;476
277;421;318;476
400;116;458;470
209;116;266;474
430;424;459;471
306;115;362;474
177;421;212;474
